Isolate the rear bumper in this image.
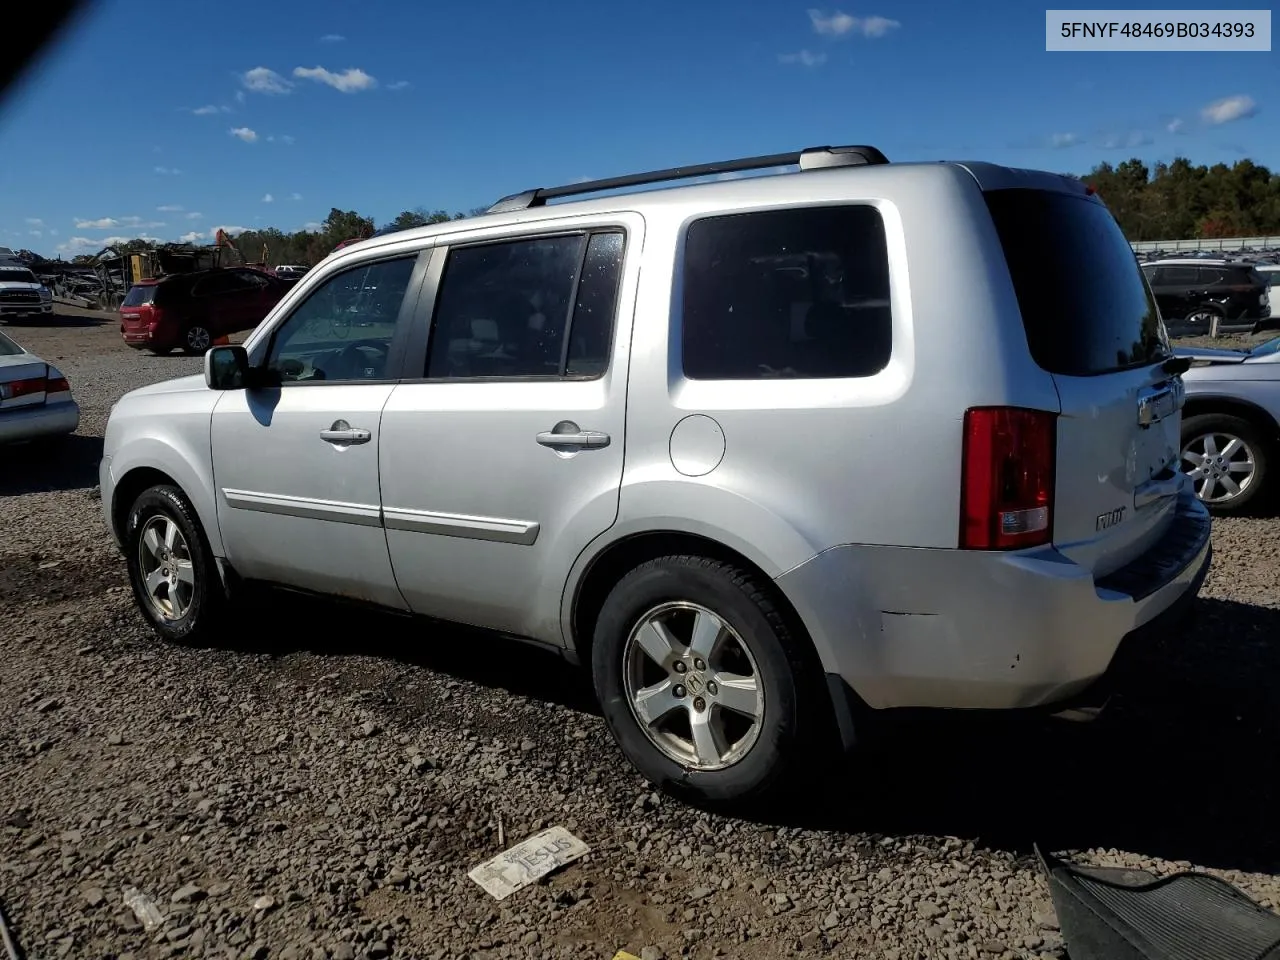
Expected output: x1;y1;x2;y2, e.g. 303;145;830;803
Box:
0;399;80;443
777;489;1212;712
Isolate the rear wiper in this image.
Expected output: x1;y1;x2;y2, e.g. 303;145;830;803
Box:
1162;356;1192;375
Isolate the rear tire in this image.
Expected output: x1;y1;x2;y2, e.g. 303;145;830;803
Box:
1180;412;1271;514
123;484;228;644
591;555;822;806
181;324;213;355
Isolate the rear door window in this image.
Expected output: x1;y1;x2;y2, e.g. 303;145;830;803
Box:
1155;266;1197;285
984;189;1169;376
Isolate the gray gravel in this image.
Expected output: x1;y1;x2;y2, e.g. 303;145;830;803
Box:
2;312;1279;959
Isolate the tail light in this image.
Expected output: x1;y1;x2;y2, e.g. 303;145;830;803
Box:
960;407;1056;550
5;377;48;400
47;376;70;393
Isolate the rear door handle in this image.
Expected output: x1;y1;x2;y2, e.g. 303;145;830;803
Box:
536;427;610;449
320;419;371;445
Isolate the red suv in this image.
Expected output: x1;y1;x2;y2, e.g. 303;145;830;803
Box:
120;267;290;355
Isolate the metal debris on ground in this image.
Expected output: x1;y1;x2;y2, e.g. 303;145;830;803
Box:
467;825;590;901
0;898;20;960
121;885;164;933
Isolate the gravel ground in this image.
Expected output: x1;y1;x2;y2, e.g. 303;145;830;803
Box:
2;312;1279;960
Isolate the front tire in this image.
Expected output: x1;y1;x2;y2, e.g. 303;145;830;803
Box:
1181;412;1271;514
124;484;227;643
591;555;820;806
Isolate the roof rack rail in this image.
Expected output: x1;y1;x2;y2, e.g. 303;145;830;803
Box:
486;144;889;214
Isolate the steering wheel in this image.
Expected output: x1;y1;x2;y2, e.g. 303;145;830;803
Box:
331;338;390;379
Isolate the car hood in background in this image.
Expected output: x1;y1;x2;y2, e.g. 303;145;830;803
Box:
1173;345;1251;365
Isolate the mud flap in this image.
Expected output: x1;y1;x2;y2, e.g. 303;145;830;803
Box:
1036;845;1280;960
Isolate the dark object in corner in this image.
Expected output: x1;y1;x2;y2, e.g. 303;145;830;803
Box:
1036;845;1280;960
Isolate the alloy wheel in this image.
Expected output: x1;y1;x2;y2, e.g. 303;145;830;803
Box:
622;601;764;771
136;515;196;620
1182;431;1256;504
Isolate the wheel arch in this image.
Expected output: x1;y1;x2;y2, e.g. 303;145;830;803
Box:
109;437;224;557
1183;395;1280;443
567;528;860;752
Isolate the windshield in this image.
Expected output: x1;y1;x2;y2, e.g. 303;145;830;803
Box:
0;268;36;284
0;330;23;356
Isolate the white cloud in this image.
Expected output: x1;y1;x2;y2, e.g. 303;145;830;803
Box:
1200;95;1257;125
1049;132;1083;148
187;212;203;220
56;236;107;255
1100;130;1152;149
100;235;164;246
213;224;250;237
192;104;231;115
235;90;246;104
154;166;181;175
290;192;303;200
778;50;827;67
292;65;377;92
241;66;293;95
29;230;42;237
1167;118;1184;134
387;80;411;91
25;217;43;226
75;216;165;229
302;221;323;231
230;127;259;143
266;134;296;145
262;193;274;203
320;33;345;42
179;231;205;243
157;204;184;212
808;9;900;37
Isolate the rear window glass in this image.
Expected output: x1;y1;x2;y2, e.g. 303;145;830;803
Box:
0;331;22;356
985;189;1169;376
0;268;36;283
122;284;157;307
681;205;892;380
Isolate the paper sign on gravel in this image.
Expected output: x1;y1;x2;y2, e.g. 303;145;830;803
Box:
468;826;590;900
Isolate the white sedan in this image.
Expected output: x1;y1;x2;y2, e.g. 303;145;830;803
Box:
0;328;79;444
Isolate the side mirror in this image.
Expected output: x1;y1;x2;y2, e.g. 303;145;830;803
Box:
205;345;249;390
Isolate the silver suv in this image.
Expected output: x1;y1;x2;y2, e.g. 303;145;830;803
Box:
101;145;1212;804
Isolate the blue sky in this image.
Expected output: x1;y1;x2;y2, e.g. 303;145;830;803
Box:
0;0;1273;258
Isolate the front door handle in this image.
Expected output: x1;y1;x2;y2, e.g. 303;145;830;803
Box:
320;419;371;445
536;423;610;449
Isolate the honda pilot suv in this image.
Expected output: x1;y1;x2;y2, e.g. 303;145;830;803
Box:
100;146;1211;804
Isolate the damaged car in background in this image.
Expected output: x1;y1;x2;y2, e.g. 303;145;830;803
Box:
1177;335;1280;514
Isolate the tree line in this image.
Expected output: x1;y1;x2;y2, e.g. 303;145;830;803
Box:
56;154;1280;268
1078;156;1280;241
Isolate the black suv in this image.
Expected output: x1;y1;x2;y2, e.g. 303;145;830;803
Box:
1141;258;1272;334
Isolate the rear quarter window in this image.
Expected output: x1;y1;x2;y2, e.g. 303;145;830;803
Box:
681;205;892;380
984;189;1169;377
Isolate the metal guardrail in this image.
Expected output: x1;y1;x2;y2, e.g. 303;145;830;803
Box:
1131;236;1280;252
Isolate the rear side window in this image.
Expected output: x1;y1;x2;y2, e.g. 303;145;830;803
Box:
122;284;157;307
1155;266;1197;285
682;205;892;380
427;230;625;380
985;189;1169;377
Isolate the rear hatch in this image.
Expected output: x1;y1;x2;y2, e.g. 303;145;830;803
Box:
986;186;1182;579
120;281;161;334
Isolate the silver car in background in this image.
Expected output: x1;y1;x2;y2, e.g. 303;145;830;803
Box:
100;145;1211;804
0;328;79;444
1178;336;1280;514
